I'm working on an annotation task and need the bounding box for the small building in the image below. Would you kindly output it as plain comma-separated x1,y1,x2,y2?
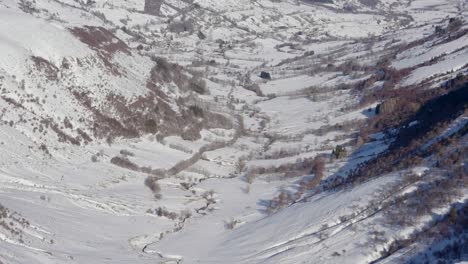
260,71,271,80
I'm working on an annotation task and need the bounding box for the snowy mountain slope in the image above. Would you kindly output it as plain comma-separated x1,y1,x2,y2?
0,9,92,78
0,0,467,263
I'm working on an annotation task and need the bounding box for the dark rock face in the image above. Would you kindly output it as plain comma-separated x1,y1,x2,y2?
144,0,163,15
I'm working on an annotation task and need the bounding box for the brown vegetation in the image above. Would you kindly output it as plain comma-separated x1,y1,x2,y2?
31,56,59,81
70,26,130,75
323,77,467,191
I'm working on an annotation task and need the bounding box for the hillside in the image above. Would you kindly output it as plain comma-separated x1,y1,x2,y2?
0,0,466,263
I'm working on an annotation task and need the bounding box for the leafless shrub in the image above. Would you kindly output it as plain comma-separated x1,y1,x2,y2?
39,144,51,156
248,156,318,179
331,145,347,160
155,207,177,220
188,77,208,94
120,149,135,157
91,150,104,162
144,0,162,15
341,83,467,189
377,177,467,261
293,156,326,197
77,128,92,143
359,0,378,7
188,105,204,118
71,90,138,140
245,172,256,184
447,17,463,32
111,156,139,171
267,191,294,214
243,83,264,97
144,119,158,134
31,56,58,80
18,0,38,13
263,147,302,160
167,19,195,34
369,230,387,244
235,158,246,174
186,165,211,178
145,176,162,199
169,143,193,154
179,209,192,222
70,26,128,75
202,190,216,205
312,156,325,179
180,182,194,190
70,26,129,57
225,218,241,229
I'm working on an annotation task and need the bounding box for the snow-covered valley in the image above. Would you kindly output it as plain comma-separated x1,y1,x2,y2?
0,0,467,263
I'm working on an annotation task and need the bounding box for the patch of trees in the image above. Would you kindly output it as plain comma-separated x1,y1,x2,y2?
331,145,347,159
436,17,464,35
359,74,465,141
70,26,129,75
265,156,326,214
247,156,318,180
167,19,195,34
71,90,139,140
358,0,379,7
391,82,468,149
145,176,162,199
110,156,139,171
302,0,334,4
144,119,158,134
144,0,162,15
323,80,467,191
148,57,208,95
70,57,229,143
378,203,467,263
18,0,38,14
377,182,467,263
0,204,29,240
31,56,59,81
355,20,467,96
70,26,130,57
244,83,264,97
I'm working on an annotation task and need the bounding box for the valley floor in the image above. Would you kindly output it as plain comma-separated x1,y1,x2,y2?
0,0,467,263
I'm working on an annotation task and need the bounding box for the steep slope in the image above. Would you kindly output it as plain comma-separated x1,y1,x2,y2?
0,0,466,263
